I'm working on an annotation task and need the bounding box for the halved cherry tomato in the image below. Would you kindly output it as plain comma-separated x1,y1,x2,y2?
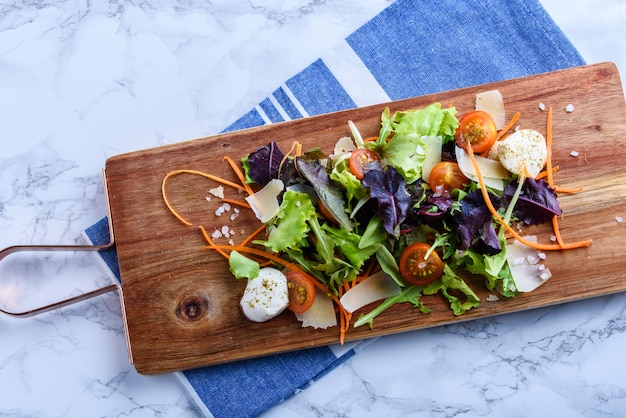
455,110,497,153
428,161,469,193
349,148,380,180
286,271,316,313
317,199,338,224
398,242,444,286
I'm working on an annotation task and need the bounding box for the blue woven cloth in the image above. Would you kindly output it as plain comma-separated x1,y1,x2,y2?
85,0,584,417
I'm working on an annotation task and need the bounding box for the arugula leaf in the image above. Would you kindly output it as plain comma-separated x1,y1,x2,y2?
423,264,480,315
452,235,517,298
359,215,387,250
353,285,430,329
329,156,367,204
296,159,354,232
375,244,405,287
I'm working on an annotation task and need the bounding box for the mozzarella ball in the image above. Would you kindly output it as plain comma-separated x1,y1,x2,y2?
498,129,547,178
240,267,289,322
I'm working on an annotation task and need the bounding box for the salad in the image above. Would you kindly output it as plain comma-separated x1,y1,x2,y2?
162,91,592,343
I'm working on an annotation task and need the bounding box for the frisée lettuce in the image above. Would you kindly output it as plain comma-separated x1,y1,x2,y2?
366,103,458,184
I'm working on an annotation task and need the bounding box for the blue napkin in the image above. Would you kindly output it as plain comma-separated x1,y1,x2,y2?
85,0,585,417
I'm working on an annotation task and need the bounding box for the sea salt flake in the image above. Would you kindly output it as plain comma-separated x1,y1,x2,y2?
214,202,232,217
616,216,624,223
570,150,580,157
486,294,500,302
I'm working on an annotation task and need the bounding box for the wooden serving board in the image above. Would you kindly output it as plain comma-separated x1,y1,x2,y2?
105,62,626,375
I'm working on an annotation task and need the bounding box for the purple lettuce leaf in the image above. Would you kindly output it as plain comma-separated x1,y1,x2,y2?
244,141,287,185
504,178,562,225
361,166,411,236
454,189,502,254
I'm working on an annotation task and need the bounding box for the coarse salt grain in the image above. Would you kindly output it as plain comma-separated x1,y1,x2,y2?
214,202,232,217
617,216,624,223
570,150,580,157
565,104,575,113
212,230,222,239
538,102,546,111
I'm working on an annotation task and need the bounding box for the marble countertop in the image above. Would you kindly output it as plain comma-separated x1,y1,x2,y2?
1,1,625,417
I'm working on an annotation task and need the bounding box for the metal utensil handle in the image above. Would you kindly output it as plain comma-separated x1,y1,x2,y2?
0,170,121,318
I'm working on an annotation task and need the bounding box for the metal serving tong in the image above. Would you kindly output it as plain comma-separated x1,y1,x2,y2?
0,175,126,319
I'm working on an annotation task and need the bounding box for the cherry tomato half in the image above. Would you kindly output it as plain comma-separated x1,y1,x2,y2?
455,110,497,153
286,271,316,313
398,242,444,286
349,148,381,180
317,199,338,224
428,161,469,193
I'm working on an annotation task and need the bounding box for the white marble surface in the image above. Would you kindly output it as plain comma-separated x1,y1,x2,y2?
0,1,625,417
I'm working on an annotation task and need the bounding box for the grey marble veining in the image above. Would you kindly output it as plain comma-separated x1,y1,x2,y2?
0,0,624,417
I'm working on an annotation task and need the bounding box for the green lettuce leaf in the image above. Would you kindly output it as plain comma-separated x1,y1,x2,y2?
228,250,260,280
423,264,480,315
368,103,458,184
263,190,316,252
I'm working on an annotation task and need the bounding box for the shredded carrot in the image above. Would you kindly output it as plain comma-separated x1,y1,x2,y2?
545,107,555,188
222,156,254,196
336,285,352,344
240,224,267,247
201,228,337,297
199,226,231,259
339,309,352,345
551,215,566,247
279,141,302,176
554,186,584,194
219,197,251,208
162,169,246,226
465,144,591,250
496,111,521,141
199,217,357,343
536,166,559,180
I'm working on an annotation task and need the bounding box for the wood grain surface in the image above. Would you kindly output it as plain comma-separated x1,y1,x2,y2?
104,63,626,375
